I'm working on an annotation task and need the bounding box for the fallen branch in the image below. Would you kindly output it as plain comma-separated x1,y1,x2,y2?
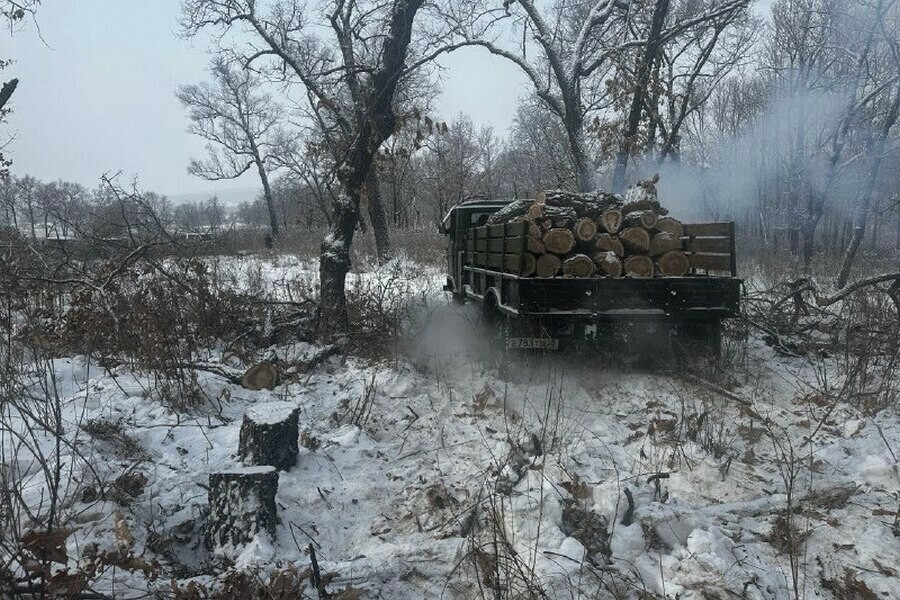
817,272,900,307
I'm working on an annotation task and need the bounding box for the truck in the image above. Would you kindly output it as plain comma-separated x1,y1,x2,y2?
441,198,742,356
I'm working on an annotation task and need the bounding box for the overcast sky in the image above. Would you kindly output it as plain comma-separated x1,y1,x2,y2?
4,1,527,200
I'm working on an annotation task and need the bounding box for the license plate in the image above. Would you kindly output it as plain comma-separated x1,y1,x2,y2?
507,337,560,350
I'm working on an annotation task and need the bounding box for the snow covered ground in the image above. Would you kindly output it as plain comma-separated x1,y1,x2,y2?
5,255,900,599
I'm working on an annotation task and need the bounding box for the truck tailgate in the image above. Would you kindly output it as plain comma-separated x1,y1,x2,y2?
515,277,741,318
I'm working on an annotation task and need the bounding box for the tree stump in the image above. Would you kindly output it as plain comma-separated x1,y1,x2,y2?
238,401,300,471
206,466,278,550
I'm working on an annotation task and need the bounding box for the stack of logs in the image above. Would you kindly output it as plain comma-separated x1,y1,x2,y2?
486,180,690,279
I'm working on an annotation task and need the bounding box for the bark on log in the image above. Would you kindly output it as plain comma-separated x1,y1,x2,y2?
542,190,623,216
623,210,659,230
599,209,623,234
595,233,625,257
574,218,598,242
543,228,577,255
206,466,278,550
238,402,300,471
649,232,682,256
522,253,537,277
657,251,690,277
527,202,545,221
562,254,596,277
624,255,655,278
620,227,651,253
655,216,684,238
541,205,579,225
486,200,529,224
527,236,546,255
535,254,561,277
592,252,623,277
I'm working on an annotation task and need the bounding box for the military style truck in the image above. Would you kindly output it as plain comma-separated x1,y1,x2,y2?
441,198,741,355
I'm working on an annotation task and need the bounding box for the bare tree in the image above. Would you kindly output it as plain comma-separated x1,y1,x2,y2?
182,0,433,334
177,58,283,240
1,0,40,177
447,0,747,192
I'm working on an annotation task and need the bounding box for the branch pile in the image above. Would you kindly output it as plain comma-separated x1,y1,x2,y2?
487,177,689,278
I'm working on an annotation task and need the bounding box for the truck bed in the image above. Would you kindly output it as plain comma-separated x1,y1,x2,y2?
461,220,741,320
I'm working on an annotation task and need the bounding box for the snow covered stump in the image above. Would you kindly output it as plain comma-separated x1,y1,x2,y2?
206,466,278,550
238,401,300,471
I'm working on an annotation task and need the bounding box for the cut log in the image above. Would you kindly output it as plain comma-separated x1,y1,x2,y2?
527,202,545,221
535,254,561,277
525,220,542,238
522,253,537,277
527,236,546,255
541,205,579,225
486,200,529,224
241,361,278,390
562,254,596,277
622,176,666,215
238,401,300,471
595,233,625,257
206,466,278,550
574,217,598,242
655,216,684,238
649,232,682,256
543,228,577,255
619,227,651,253
599,209,623,234
658,250,690,277
620,199,657,214
592,252,623,277
624,256,655,278
542,190,623,216
623,210,659,230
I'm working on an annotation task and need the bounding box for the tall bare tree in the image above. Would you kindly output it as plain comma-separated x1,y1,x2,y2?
183,0,433,333
447,0,747,192
177,58,283,240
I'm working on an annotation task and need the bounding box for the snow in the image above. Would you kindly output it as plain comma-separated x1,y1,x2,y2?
5,254,900,598
245,401,298,425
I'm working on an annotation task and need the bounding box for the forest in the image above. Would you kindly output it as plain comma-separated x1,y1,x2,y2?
2,0,900,598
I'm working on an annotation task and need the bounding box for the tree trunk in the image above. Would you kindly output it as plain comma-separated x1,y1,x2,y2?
255,155,280,241
238,402,300,471
206,466,278,550
319,197,357,336
611,0,671,193
365,166,391,264
317,0,424,338
838,82,900,288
